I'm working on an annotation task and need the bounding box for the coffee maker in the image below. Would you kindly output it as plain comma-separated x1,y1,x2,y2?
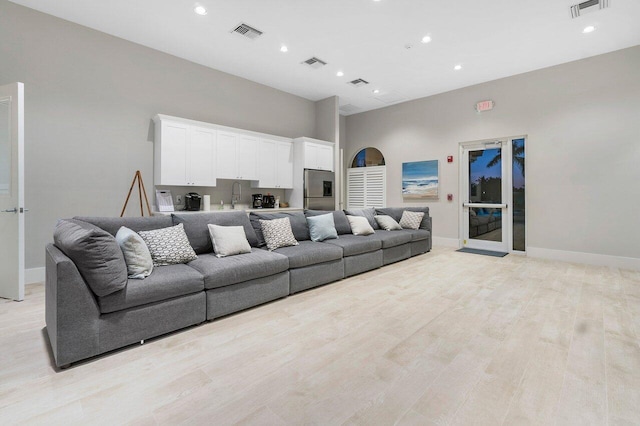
184,193,202,211
262,194,276,208
252,194,263,209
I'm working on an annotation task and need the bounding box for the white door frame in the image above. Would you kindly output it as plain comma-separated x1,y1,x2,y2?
459,137,514,253
0,82,25,301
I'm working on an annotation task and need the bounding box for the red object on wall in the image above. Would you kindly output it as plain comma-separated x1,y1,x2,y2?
447,155,453,163
447,194,453,201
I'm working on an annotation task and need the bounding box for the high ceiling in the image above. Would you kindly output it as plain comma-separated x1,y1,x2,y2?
9,0,640,115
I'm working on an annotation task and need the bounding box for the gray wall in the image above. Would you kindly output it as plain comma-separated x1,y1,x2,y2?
314,96,340,209
345,46,640,260
0,1,316,268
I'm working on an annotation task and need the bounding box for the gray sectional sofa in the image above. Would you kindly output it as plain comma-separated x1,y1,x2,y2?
45,207,431,368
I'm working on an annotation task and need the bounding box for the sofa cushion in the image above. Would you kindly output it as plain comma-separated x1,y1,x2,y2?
344,208,379,230
207,224,252,257
74,216,173,236
374,215,402,231
323,234,382,256
405,228,431,242
271,240,343,269
375,207,431,230
138,223,198,266
115,226,154,279
98,264,204,313
304,210,352,235
188,249,289,290
250,211,310,247
399,210,425,230
370,230,412,248
53,219,128,297
346,215,375,236
306,213,338,242
172,211,259,254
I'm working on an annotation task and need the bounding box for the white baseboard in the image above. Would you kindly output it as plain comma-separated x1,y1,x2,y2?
26,267,45,284
527,246,640,271
432,237,459,248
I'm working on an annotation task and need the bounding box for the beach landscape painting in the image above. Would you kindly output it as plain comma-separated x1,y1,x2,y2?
402,160,439,199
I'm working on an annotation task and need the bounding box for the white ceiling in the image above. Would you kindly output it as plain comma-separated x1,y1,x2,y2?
9,0,640,115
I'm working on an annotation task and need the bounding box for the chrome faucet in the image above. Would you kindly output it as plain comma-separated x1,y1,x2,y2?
231,181,242,209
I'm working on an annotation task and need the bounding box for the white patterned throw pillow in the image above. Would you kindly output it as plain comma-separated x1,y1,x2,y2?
399,210,425,230
259,218,299,251
138,223,197,266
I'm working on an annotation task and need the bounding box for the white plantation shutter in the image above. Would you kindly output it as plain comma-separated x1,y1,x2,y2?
347,166,386,209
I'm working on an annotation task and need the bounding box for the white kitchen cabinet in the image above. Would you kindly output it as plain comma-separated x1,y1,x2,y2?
216,132,258,180
276,141,294,188
154,119,216,186
299,139,334,172
254,139,293,189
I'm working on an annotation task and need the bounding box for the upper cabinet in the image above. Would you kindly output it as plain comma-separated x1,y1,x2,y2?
154,119,216,186
253,138,293,189
296,138,334,172
216,132,258,180
153,115,298,188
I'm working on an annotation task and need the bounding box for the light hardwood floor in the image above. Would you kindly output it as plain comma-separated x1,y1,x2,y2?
1,247,639,425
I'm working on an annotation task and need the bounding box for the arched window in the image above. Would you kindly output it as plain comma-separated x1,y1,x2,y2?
347,148,386,209
351,147,385,168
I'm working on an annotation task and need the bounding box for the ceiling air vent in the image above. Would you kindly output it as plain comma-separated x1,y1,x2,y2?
348,78,369,87
302,57,327,69
231,23,263,40
570,0,609,18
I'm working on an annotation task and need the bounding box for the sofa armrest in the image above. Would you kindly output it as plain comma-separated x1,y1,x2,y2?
46,243,100,367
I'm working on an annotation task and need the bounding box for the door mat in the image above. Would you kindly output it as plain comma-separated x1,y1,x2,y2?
456,247,508,257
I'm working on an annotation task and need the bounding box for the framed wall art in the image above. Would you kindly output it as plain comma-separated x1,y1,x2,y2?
402,160,439,199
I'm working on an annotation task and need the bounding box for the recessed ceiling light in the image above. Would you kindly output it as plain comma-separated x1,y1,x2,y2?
373,89,380,94
421,35,432,44
336,71,344,77
194,6,207,15
280,45,288,53
454,64,462,71
583,25,596,33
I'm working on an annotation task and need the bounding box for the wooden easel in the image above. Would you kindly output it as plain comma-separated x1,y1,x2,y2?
120,170,152,217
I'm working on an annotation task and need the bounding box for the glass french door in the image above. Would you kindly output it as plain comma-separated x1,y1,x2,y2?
460,137,526,253
461,140,509,252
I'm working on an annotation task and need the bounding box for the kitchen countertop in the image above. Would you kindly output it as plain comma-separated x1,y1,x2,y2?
153,207,302,216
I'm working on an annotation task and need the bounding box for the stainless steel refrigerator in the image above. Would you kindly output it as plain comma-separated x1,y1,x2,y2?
303,169,335,210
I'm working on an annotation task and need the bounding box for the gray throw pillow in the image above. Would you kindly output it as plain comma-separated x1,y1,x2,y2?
374,215,402,231
207,224,252,257
115,226,153,279
306,213,338,242
53,219,128,297
346,215,375,236
138,223,198,266
259,218,299,251
399,210,425,230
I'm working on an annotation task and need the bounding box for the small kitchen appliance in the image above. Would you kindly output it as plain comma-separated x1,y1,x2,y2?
184,192,202,211
252,194,263,209
262,194,276,208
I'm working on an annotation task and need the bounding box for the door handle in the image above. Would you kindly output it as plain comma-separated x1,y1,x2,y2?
2,208,17,213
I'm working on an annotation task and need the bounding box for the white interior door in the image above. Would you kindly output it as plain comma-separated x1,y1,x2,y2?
460,140,510,252
0,82,25,301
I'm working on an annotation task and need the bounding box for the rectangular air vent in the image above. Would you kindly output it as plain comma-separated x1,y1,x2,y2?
570,0,609,18
231,23,263,40
348,78,369,87
302,57,327,69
